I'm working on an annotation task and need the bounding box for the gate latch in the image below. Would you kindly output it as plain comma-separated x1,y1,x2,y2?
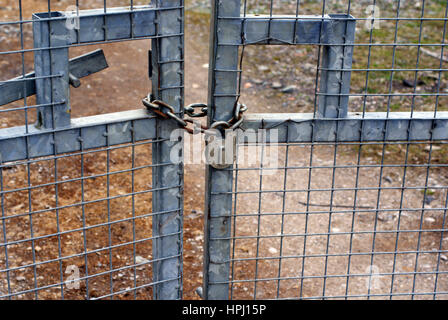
0,49,108,106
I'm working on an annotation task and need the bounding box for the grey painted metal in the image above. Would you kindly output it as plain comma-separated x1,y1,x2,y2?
30,5,159,48
0,49,108,106
203,2,448,301
0,4,184,300
150,0,184,300
217,15,354,45
31,5,158,130
317,14,356,118
215,14,356,118
64,5,158,44
0,109,156,163
241,112,448,143
203,0,241,300
0,72,36,108
204,2,356,300
33,12,71,129
1,110,446,164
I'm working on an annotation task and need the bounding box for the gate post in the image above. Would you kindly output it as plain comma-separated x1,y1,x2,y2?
33,12,71,129
203,0,241,300
151,0,184,300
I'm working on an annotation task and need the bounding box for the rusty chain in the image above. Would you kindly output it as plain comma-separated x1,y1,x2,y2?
142,94,247,134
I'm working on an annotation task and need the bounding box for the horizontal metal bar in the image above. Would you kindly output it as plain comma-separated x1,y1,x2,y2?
2,111,446,161
218,14,355,45
241,112,448,143
0,49,108,106
0,109,156,163
32,5,165,45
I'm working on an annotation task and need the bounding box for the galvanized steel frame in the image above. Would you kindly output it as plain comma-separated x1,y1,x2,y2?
203,0,448,300
0,1,184,300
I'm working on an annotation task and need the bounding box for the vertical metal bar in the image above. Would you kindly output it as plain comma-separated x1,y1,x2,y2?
318,14,356,118
322,2,353,299
0,162,12,299
301,0,327,299
203,0,241,300
79,132,90,299
151,0,184,300
346,0,377,299
431,1,448,300
32,13,71,129
386,0,403,299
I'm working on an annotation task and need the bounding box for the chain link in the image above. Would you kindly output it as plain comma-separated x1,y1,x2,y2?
142,95,247,134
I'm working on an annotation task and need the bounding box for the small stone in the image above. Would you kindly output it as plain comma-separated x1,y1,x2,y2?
268,247,278,254
271,82,282,89
195,287,203,298
281,85,298,94
425,145,442,152
257,65,269,72
252,79,263,85
403,79,426,88
202,63,209,69
441,255,448,261
35,246,42,252
192,83,199,89
383,176,393,183
244,82,253,89
332,228,341,233
135,256,149,265
425,217,436,223
378,213,396,222
425,195,436,205
303,63,315,72
16,276,26,281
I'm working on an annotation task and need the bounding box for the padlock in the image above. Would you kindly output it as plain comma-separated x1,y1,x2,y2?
204,129,237,169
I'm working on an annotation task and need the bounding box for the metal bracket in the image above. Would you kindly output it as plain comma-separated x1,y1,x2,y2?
0,49,108,107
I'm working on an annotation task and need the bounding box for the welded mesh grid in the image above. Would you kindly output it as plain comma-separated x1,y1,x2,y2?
0,0,184,129
233,0,448,115
0,0,184,300
224,140,448,300
204,0,448,300
0,138,182,300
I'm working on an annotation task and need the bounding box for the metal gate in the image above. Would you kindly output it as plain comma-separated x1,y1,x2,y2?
0,1,183,299
1,0,448,301
202,0,448,300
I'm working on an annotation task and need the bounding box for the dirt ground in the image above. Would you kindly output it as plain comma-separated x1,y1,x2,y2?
0,0,447,300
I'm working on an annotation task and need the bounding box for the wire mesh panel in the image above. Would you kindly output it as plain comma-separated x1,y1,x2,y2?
0,0,184,299
204,0,448,300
